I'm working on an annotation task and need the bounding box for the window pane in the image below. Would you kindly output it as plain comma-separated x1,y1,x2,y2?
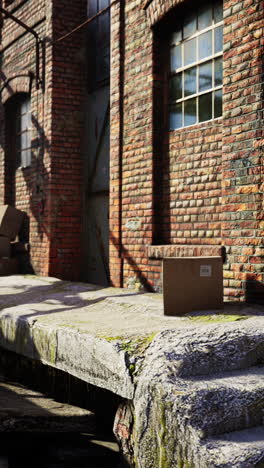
171,29,182,45
87,0,97,17
214,0,223,22
214,57,222,86
170,103,182,129
21,149,31,168
199,93,212,121
214,89,222,117
99,0,109,10
184,38,196,66
214,25,223,53
183,13,196,39
21,100,29,115
199,61,212,92
169,74,182,100
26,129,31,149
184,98,196,126
21,131,27,151
198,3,212,30
199,30,212,60
184,67,197,96
171,45,182,70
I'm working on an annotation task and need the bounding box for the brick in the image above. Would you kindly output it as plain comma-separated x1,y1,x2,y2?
0,0,262,304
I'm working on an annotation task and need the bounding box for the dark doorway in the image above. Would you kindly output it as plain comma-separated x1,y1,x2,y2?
82,0,110,286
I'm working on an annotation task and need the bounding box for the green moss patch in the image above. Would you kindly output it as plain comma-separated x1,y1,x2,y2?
187,314,250,323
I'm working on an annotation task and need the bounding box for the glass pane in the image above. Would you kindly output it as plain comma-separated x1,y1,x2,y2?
214,0,223,22
27,129,31,149
21,131,27,150
198,3,212,30
184,98,196,126
184,38,196,66
170,45,182,70
25,111,31,129
214,89,222,117
199,31,212,60
169,74,182,101
214,57,222,86
184,67,197,96
21,100,29,115
171,29,182,45
199,93,212,122
88,0,98,17
199,61,212,92
170,104,182,129
99,0,109,10
214,25,223,53
21,149,31,168
183,13,196,39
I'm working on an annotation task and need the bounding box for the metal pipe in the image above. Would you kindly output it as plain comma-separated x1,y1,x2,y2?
0,6,39,39
0,7,43,90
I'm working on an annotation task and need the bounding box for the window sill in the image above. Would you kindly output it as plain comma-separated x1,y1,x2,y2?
169,116,223,133
147,244,225,260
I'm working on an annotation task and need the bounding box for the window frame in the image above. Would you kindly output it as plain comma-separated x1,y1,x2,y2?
15,96,32,169
169,1,223,130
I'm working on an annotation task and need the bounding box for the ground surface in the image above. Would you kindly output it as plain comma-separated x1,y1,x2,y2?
0,275,263,467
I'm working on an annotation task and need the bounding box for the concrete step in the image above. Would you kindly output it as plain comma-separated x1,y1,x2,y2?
0,378,96,432
173,366,264,438
143,324,264,380
197,425,264,468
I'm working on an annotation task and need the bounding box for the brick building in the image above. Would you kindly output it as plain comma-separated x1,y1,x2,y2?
0,0,263,303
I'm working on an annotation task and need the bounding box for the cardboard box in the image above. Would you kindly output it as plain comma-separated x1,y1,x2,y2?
163,257,223,316
0,236,10,258
0,205,24,240
0,257,19,276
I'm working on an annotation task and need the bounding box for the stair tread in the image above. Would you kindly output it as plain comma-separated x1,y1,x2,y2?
200,426,264,467
170,366,264,437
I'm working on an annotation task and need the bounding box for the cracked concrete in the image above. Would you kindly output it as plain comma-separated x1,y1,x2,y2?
0,275,263,467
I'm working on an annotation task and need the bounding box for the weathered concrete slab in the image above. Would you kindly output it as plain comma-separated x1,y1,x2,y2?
0,275,264,467
1,274,254,399
0,375,95,432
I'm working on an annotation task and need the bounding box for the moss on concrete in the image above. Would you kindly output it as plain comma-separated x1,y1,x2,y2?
187,314,249,323
98,332,157,356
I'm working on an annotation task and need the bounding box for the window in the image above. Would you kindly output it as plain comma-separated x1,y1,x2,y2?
87,0,110,90
169,0,223,130
14,95,32,168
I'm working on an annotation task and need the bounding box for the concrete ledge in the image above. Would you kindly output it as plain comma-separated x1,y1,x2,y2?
147,244,225,260
0,275,264,467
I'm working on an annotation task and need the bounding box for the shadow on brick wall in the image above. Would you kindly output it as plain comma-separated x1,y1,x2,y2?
110,229,154,292
245,277,264,305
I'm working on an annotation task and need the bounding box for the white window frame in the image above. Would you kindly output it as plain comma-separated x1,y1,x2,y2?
169,2,223,130
15,96,32,168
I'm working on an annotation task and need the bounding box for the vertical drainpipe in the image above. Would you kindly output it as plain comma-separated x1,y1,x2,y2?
118,0,125,287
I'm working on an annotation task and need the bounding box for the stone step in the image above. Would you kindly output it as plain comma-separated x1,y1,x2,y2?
0,378,96,432
173,366,264,438
197,425,264,468
143,324,264,380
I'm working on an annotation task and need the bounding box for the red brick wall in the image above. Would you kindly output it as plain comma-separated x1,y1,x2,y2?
110,0,264,301
0,0,50,275
222,0,264,302
0,0,86,279
0,0,263,302
48,0,86,280
110,0,154,290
